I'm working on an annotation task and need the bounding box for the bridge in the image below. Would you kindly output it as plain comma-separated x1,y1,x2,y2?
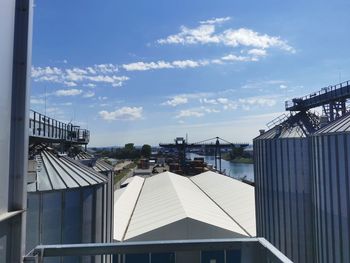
285,80,350,121
29,109,90,146
160,137,249,174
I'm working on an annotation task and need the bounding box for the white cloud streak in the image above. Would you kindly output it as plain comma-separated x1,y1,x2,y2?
199,17,231,25
162,96,188,107
122,59,209,71
83,91,95,98
99,107,143,121
32,64,128,87
157,20,295,53
55,89,83,96
176,110,204,118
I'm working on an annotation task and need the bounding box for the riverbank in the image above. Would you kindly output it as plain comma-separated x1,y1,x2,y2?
187,153,254,182
221,154,254,164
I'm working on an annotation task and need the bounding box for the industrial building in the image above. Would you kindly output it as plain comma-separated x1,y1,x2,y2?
255,81,350,263
114,171,256,242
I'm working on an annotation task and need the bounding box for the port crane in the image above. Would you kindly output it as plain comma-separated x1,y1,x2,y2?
159,137,248,174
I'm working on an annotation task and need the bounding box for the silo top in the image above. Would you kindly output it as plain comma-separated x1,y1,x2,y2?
93,159,114,173
27,148,108,192
73,150,113,172
73,151,94,160
255,124,307,140
314,113,350,135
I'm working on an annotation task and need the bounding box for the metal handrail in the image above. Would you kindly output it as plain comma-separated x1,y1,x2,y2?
24,238,293,263
285,80,350,109
29,109,90,144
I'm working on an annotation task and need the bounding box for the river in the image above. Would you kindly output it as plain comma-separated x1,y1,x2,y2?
187,153,255,182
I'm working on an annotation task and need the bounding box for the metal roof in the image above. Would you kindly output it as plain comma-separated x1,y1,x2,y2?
73,151,114,172
315,112,350,135
190,171,256,236
92,159,114,173
114,176,145,241
114,171,255,241
73,151,94,160
255,124,307,140
27,148,107,192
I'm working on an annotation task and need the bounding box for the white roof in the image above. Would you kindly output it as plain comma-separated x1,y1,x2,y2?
190,171,256,236
114,171,256,241
113,176,144,241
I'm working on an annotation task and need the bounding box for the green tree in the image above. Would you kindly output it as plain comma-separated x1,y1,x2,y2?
124,143,135,152
141,144,152,158
230,146,244,159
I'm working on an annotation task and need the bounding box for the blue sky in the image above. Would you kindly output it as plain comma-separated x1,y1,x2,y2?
30,0,350,146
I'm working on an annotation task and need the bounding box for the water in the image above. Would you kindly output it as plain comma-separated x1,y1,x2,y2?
187,153,254,182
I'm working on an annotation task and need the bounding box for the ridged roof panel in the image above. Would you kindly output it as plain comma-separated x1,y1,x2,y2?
315,113,350,134
27,149,107,192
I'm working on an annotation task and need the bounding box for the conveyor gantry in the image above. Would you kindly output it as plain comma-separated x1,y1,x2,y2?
29,109,90,145
285,80,350,121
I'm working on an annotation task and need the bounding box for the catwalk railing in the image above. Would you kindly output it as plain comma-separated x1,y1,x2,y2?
285,80,350,111
29,109,90,144
24,238,292,263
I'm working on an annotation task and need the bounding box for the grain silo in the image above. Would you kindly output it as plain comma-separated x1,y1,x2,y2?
26,145,112,263
73,150,115,250
254,116,314,263
311,113,350,263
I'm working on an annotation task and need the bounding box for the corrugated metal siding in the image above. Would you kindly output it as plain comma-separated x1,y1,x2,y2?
26,148,113,263
311,133,350,263
254,135,313,263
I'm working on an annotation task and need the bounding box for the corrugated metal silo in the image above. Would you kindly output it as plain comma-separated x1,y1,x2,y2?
254,121,313,263
73,151,115,249
311,114,350,263
26,146,112,263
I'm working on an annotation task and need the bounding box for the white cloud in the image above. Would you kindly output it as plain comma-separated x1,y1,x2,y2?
221,28,294,52
32,64,128,87
176,110,204,118
157,21,295,53
280,84,288,89
31,66,62,78
200,98,218,105
247,48,267,57
30,98,45,105
63,81,77,87
162,96,188,107
172,59,207,68
122,61,173,71
221,54,252,62
238,96,277,108
55,89,83,96
84,83,96,88
199,17,231,25
158,24,220,45
83,91,95,98
217,98,229,104
99,107,143,121
122,59,208,71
